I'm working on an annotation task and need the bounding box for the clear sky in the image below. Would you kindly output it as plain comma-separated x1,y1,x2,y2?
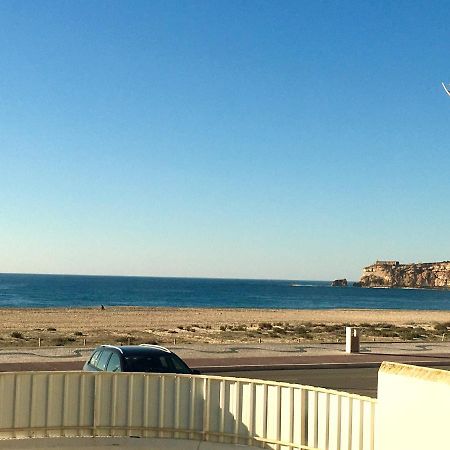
0,0,449,280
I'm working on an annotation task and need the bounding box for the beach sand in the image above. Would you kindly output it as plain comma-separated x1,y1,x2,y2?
2,307,450,347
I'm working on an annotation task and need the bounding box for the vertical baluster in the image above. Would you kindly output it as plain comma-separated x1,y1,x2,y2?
233,380,241,444
174,376,180,439
13,374,18,440
82,373,88,437
247,382,255,447
203,377,211,441
324,393,330,450
62,374,69,437
347,397,353,450
288,387,294,450
276,385,282,450
189,376,196,440
369,401,375,450
77,375,83,437
93,375,100,437
219,379,226,443
358,400,364,450
28,373,35,438
313,390,319,449
158,376,165,438
111,375,117,436
262,384,268,446
336,395,342,450
143,376,149,438
44,374,51,438
127,374,134,437
299,388,307,449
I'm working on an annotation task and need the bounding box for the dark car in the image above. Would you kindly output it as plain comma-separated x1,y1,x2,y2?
83,344,199,374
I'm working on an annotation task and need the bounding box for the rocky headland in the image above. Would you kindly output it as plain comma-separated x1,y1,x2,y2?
359,260,450,288
331,279,347,287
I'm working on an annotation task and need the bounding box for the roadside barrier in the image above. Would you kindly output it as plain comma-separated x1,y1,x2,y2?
0,371,376,450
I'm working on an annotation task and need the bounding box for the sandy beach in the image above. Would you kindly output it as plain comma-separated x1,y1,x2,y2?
1,307,450,347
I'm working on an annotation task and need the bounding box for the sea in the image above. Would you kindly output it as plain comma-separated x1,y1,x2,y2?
1,273,450,310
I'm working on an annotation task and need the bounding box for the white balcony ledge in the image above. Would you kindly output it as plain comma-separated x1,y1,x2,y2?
0,437,265,450
0,371,375,450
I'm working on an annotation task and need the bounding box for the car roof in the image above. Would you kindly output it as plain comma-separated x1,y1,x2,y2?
99,344,172,357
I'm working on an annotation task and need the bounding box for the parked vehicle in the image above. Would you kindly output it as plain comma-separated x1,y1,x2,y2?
83,344,199,374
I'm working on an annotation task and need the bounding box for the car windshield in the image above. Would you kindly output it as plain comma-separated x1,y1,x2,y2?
123,353,192,374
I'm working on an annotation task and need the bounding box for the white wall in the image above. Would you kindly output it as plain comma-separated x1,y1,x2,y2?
376,362,450,450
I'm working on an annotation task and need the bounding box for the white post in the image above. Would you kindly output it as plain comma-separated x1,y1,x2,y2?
345,327,360,353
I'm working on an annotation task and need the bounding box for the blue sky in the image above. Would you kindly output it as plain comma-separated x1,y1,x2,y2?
0,0,449,280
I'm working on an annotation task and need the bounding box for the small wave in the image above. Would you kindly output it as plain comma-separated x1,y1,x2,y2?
0,284,16,290
400,287,423,290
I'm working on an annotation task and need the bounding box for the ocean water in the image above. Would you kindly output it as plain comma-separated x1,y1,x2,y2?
1,273,450,310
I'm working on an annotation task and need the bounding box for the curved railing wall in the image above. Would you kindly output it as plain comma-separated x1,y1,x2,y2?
0,371,376,450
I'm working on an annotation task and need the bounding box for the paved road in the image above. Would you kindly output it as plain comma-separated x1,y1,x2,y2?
1,353,450,374
1,342,450,399
212,365,450,398
211,367,380,397
0,358,449,398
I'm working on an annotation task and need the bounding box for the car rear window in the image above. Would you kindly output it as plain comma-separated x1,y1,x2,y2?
124,354,191,374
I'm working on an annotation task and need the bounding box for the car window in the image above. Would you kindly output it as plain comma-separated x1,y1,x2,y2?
170,354,192,373
89,349,102,367
97,349,112,371
106,352,121,372
124,354,191,374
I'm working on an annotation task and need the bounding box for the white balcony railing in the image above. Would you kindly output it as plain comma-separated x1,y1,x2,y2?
0,371,376,450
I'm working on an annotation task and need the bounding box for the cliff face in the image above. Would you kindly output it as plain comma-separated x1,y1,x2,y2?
360,260,450,288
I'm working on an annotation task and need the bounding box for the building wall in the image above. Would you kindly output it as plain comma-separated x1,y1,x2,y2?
376,362,450,450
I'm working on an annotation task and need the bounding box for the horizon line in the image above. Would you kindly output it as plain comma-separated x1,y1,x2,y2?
0,271,341,283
